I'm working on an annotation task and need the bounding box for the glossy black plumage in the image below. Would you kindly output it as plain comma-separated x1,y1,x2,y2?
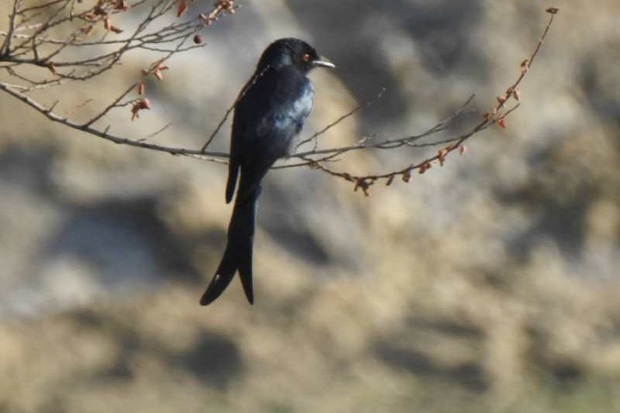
200,38,334,306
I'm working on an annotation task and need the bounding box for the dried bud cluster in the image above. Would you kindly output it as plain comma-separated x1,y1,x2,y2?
127,0,237,119
81,0,127,34
131,98,151,120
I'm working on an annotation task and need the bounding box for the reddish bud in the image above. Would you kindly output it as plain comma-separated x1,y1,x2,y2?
217,0,236,13
521,59,530,73
193,34,203,44
356,180,371,196
438,148,448,166
177,0,188,17
131,98,152,120
79,25,94,35
46,61,56,75
354,178,371,196
152,64,169,81
498,118,507,128
418,162,432,174
115,0,129,11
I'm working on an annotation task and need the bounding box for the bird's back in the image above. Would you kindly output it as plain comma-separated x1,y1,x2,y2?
233,66,313,163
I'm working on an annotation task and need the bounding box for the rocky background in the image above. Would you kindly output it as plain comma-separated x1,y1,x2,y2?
0,0,619,412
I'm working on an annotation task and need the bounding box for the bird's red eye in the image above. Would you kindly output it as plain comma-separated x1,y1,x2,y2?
302,53,311,62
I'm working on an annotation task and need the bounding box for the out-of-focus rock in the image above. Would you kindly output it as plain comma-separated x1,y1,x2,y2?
0,0,619,411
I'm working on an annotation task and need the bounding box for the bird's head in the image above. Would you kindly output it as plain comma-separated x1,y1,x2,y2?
256,38,335,74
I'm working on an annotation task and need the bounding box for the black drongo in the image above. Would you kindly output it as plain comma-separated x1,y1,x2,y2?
200,38,335,306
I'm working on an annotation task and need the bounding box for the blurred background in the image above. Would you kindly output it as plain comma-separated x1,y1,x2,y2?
0,0,619,412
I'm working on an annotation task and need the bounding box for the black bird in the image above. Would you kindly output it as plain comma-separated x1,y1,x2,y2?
200,38,335,306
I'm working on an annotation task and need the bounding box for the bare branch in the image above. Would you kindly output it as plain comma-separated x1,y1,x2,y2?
296,9,559,196
83,83,138,127
201,64,272,152
0,2,558,197
0,81,226,158
293,94,476,159
0,0,21,56
295,88,387,152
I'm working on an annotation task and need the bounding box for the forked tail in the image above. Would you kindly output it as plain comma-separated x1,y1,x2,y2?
200,185,260,306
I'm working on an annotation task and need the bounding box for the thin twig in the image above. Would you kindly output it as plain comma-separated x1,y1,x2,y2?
138,122,173,142
0,82,227,158
83,83,138,127
1,0,21,56
201,64,270,152
296,88,386,151
0,2,557,190
300,8,558,196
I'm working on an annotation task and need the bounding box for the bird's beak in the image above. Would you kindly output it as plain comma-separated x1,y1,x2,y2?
313,56,335,69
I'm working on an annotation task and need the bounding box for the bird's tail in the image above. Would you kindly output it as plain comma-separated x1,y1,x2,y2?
200,184,260,306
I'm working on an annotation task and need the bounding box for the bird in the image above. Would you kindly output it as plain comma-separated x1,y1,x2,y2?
200,38,335,306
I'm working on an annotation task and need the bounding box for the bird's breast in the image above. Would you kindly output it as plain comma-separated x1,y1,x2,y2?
276,83,314,133
235,69,315,160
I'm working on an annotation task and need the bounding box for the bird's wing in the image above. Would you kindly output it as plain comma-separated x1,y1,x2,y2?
226,126,241,204
231,68,313,201
226,71,266,204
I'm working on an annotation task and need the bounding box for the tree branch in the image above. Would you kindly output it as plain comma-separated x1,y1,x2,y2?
0,2,559,196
